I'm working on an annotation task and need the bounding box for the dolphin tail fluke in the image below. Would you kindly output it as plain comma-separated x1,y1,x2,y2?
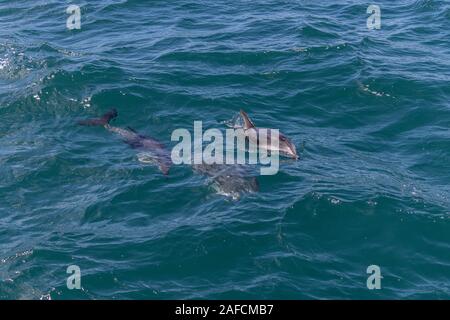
240,109,255,129
78,109,118,126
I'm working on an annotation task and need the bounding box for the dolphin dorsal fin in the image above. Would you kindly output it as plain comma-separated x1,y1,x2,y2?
240,110,255,129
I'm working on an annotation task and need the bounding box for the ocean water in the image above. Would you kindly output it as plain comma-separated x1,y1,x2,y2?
1,0,450,300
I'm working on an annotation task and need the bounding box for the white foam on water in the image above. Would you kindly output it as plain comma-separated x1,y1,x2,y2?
0,57,8,70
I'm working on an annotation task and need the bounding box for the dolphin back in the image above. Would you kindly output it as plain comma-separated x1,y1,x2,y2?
78,109,118,126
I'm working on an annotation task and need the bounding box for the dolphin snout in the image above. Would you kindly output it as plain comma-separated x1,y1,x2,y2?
287,147,299,159
281,138,298,159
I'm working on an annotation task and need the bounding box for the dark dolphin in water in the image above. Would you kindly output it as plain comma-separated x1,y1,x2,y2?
78,109,172,175
192,163,259,200
238,110,298,159
78,109,259,199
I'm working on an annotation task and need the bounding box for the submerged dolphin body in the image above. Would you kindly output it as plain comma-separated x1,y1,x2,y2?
192,163,259,200
78,109,172,175
238,110,298,159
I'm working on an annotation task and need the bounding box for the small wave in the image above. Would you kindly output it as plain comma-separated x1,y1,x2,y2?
357,81,393,98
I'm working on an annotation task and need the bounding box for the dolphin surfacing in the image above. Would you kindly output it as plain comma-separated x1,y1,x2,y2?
239,110,298,159
193,163,259,200
78,109,172,175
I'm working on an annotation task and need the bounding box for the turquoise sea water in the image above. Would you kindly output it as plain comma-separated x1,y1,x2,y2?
1,0,450,299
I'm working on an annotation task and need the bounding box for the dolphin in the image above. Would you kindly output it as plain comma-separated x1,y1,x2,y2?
78,109,172,175
192,163,259,200
238,110,298,159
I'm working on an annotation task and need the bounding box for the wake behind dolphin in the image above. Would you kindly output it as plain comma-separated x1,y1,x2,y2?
78,109,172,175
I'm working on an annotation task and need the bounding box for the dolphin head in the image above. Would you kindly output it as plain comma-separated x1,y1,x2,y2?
278,132,298,159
